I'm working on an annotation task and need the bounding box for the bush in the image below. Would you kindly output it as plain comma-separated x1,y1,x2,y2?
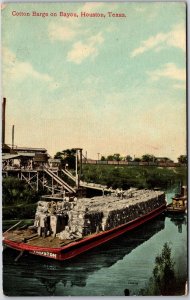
82,165,186,190
139,243,180,295
2,177,40,207
3,203,37,220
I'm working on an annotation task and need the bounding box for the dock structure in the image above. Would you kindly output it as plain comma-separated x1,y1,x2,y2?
2,165,77,195
2,149,113,196
2,165,114,195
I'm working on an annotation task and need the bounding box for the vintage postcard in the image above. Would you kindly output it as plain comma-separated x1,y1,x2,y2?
2,2,187,296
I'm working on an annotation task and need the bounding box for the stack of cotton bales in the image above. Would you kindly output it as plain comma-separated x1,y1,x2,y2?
67,190,165,237
33,189,165,240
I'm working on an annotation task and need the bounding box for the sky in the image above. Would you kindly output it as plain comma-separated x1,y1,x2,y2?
2,2,186,161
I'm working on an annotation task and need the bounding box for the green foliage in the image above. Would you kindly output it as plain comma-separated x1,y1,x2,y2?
2,177,39,207
106,155,114,161
113,153,122,161
54,151,64,160
139,243,177,295
125,155,133,162
82,165,186,189
133,157,141,162
54,149,76,169
142,154,157,162
100,156,106,161
153,243,176,295
177,155,187,164
105,153,123,161
3,203,37,220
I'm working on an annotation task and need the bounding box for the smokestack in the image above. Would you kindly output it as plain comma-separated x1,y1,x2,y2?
2,97,6,145
12,125,14,149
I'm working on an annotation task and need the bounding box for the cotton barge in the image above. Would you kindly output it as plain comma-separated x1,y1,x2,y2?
3,188,166,261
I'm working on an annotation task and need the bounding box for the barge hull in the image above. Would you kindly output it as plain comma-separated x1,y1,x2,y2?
3,204,166,261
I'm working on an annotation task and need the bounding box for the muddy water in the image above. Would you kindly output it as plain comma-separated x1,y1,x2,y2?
3,192,188,296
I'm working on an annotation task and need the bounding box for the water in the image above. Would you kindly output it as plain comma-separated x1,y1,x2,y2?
3,191,188,296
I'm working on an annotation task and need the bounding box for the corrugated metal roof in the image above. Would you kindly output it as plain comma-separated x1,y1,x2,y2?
2,153,35,160
14,147,47,152
2,154,20,160
17,152,35,157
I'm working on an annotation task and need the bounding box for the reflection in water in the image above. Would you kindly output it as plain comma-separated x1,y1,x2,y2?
169,214,187,233
3,215,166,296
39,278,59,295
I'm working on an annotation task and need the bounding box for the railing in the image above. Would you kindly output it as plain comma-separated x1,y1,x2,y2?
82,160,186,167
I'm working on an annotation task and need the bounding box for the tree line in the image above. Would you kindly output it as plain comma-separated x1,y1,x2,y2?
54,149,187,169
100,154,187,164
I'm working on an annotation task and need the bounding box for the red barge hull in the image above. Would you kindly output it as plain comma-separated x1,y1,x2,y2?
3,204,166,261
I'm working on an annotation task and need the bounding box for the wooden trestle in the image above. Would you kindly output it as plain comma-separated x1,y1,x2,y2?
2,167,112,195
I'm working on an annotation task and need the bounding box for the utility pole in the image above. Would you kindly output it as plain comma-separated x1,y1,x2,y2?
74,148,83,189
12,125,14,149
75,150,78,188
2,97,6,145
79,149,82,180
97,153,100,160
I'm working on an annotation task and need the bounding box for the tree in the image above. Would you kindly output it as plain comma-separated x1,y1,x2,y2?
152,243,176,295
134,157,141,162
125,155,133,162
54,149,76,169
106,153,122,161
177,155,187,164
142,154,157,162
113,153,122,161
158,157,173,163
100,156,106,161
2,177,39,206
107,155,114,161
140,243,176,295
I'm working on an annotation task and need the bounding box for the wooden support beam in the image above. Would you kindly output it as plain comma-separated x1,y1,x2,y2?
36,171,39,191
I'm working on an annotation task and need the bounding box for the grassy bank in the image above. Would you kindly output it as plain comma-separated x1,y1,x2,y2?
81,165,187,190
3,219,34,232
2,166,186,220
2,177,41,220
3,203,37,220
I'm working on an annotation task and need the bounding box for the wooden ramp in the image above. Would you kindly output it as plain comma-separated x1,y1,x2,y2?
44,167,76,194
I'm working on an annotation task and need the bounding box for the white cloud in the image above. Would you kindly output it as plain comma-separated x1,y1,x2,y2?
168,23,186,50
147,63,186,81
48,3,107,43
67,32,104,64
3,47,59,88
67,42,97,64
49,23,77,42
131,23,186,57
48,16,84,44
89,32,104,44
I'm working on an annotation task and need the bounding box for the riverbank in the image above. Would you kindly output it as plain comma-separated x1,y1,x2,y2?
3,219,34,232
82,165,187,189
3,203,37,220
2,166,186,220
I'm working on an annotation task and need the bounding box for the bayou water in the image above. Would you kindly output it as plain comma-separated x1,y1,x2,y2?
3,191,188,296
